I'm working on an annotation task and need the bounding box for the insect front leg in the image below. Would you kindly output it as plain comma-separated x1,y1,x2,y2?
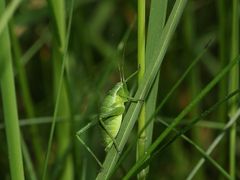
121,95,144,103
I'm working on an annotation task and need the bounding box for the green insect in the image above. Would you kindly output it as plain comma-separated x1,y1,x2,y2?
76,68,141,167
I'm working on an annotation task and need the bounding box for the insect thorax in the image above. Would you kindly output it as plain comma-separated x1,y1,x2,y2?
109,82,129,102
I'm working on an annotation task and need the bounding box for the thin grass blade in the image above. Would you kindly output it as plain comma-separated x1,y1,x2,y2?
123,56,240,179
0,0,22,36
187,107,240,179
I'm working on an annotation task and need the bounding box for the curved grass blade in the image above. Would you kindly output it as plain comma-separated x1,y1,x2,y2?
96,1,188,179
152,90,240,180
158,117,226,130
187,107,240,180
22,136,37,180
139,39,213,137
124,89,240,179
155,91,240,156
156,119,230,180
0,0,22,36
123,55,240,179
42,0,74,179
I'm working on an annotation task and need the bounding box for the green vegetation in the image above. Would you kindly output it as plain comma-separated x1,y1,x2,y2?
0,0,239,179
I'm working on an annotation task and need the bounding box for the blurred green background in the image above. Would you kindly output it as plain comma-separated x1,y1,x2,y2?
0,0,239,179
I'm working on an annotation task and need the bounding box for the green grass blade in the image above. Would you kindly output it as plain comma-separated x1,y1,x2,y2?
0,1,24,179
10,23,44,173
21,31,49,66
139,40,212,137
157,119,231,180
152,90,240,179
217,0,228,125
158,118,226,130
136,0,146,179
125,89,240,179
47,0,66,50
187,107,240,179
123,55,240,179
229,0,239,179
216,0,228,171
42,0,74,179
148,56,240,157
0,0,22,36
137,0,167,178
183,2,204,178
22,136,37,180
96,1,187,179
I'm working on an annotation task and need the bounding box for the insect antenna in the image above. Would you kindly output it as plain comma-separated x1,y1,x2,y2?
118,64,123,82
124,68,139,83
120,43,126,83
120,40,139,84
121,62,125,83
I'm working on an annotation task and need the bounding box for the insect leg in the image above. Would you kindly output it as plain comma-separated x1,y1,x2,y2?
99,118,121,153
124,68,140,82
100,107,125,119
76,119,103,168
120,95,144,102
76,118,98,135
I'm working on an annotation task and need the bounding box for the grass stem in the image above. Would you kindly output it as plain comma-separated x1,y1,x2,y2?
137,0,146,179
229,0,239,179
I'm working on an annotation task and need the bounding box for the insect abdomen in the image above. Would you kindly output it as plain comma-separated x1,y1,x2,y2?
103,114,122,151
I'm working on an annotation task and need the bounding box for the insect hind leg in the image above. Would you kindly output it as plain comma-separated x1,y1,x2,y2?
76,120,103,168
99,118,121,153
